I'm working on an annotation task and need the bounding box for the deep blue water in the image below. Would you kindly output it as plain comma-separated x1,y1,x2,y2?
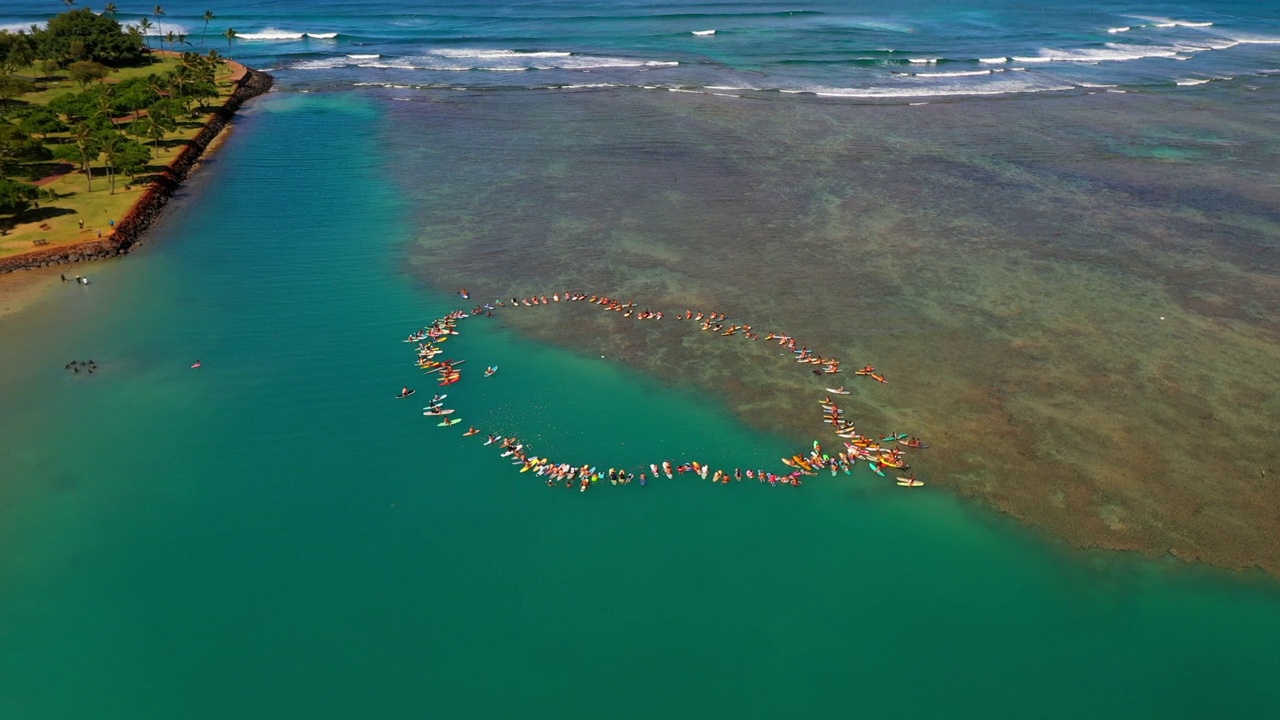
4,0,1279,98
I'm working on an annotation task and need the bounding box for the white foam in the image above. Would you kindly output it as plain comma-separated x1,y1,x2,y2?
1015,44,1185,63
348,54,380,60
804,77,1076,99
979,57,1008,64
691,30,715,36
308,32,338,39
136,22,193,36
907,58,939,64
431,49,572,59
1175,78,1211,85
1107,27,1131,34
1133,16,1215,29
1232,34,1280,45
914,70,993,78
292,58,347,70
238,28,306,40
0,21,43,32
1178,39,1240,51
355,50,679,72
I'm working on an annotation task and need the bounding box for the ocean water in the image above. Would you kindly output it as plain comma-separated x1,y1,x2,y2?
4,0,1280,98
1,82,1277,720
3,1,1280,717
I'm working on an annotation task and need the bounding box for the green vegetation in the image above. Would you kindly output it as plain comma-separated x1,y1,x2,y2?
22,9,147,67
0,8,240,256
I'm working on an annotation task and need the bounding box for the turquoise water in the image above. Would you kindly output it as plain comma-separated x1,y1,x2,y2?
2,89,1280,717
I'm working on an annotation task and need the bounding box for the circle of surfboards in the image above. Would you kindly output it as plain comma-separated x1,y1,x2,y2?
399,291,927,491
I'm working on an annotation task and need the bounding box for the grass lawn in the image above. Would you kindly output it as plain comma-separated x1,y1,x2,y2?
20,56,185,107
1,55,240,260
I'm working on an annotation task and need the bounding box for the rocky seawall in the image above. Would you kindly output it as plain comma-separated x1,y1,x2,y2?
0,66,274,275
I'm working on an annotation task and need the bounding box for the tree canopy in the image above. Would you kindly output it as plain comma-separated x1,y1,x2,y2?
0,176,40,215
31,9,147,67
0,31,37,75
67,59,110,89
0,123,52,177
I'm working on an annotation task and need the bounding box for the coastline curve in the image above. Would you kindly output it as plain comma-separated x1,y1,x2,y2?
0,65,275,275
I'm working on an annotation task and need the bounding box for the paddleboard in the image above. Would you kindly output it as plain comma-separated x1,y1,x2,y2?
896,477,925,487
396,390,416,399
424,408,455,416
437,418,461,426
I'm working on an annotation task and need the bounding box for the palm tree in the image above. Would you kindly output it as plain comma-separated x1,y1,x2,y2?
223,28,236,48
153,7,167,53
138,17,154,57
102,3,118,16
94,86,118,128
127,114,158,152
165,30,177,53
201,10,216,49
97,130,126,195
68,122,98,192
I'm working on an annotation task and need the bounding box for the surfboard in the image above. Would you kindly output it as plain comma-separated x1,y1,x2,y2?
437,418,461,427
396,389,416,399
423,408,455,416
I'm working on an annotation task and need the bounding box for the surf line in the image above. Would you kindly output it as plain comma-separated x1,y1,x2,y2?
403,291,928,491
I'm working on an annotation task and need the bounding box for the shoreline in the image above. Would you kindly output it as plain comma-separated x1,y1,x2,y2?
0,62,274,280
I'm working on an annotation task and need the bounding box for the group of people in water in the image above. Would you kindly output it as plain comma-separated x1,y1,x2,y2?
398,289,928,490
64,359,98,375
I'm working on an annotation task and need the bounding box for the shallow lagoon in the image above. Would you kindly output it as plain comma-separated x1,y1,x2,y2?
390,84,1280,571
1,91,1279,717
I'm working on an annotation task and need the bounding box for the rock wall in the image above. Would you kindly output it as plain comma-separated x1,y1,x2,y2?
0,66,274,274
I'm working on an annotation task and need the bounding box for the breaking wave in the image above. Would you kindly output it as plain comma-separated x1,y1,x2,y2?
238,28,339,40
